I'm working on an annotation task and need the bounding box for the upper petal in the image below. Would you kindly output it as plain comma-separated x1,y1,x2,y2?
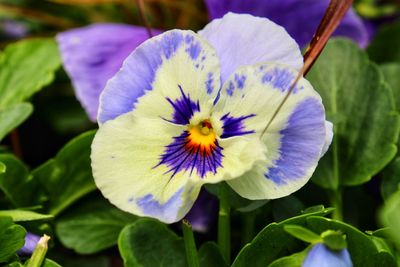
98,30,221,124
56,24,160,121
198,13,303,85
204,0,369,48
212,63,327,199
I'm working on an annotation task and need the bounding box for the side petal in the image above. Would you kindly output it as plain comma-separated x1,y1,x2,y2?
204,0,369,48
212,63,327,199
98,30,221,124
56,24,160,121
198,13,303,84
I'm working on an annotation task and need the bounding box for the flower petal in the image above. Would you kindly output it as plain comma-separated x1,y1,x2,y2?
204,0,369,48
198,13,303,84
57,24,160,121
212,63,327,199
302,244,353,267
98,30,221,124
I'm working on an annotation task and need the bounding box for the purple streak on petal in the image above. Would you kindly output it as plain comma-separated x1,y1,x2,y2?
136,189,183,223
164,85,200,125
266,98,325,185
204,0,369,48
156,130,223,179
302,244,353,267
17,232,40,255
220,113,255,138
56,24,162,121
184,189,218,233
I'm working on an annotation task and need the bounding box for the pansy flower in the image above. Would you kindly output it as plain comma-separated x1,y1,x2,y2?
91,13,332,223
204,0,369,48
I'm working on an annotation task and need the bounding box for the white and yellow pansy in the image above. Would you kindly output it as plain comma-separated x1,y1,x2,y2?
91,13,332,223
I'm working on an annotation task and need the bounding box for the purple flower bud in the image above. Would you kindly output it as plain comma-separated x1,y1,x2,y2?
184,190,218,233
302,243,353,267
18,232,41,255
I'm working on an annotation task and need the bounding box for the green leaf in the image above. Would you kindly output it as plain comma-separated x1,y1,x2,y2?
0,161,5,174
380,64,400,110
0,38,60,107
0,216,26,263
231,207,333,267
272,196,304,222
0,210,53,222
56,197,137,254
320,230,347,251
0,154,41,207
0,102,32,141
42,259,63,267
381,157,400,200
198,242,228,267
307,39,400,188
368,20,400,63
0,38,60,140
118,218,187,267
32,131,97,215
283,225,321,243
380,189,400,246
268,247,311,267
306,216,397,267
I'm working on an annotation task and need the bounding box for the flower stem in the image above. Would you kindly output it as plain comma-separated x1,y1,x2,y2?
242,211,256,246
182,220,199,267
218,184,231,263
329,188,343,221
26,234,50,267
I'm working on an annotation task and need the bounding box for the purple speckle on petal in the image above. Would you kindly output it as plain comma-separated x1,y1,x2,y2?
206,72,214,94
186,42,201,60
164,85,200,125
234,73,246,89
262,67,294,92
161,31,184,59
226,81,235,96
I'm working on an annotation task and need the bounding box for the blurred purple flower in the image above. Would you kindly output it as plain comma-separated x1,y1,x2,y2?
0,19,28,40
302,243,353,267
57,24,161,121
184,189,218,233
204,0,369,48
18,232,40,255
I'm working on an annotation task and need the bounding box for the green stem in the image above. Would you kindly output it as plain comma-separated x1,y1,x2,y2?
242,211,256,246
182,220,199,267
218,184,231,263
26,235,50,267
329,188,343,221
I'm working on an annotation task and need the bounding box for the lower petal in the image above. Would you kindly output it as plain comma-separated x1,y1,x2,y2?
91,112,202,223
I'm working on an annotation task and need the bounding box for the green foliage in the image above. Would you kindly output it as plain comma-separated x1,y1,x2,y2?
198,242,228,267
380,190,400,246
283,225,321,243
0,153,39,207
231,207,333,267
368,20,400,63
118,218,187,267
268,247,310,267
0,217,26,263
56,198,137,254
0,210,53,222
307,39,400,188
0,38,61,141
232,207,396,267
32,131,97,215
